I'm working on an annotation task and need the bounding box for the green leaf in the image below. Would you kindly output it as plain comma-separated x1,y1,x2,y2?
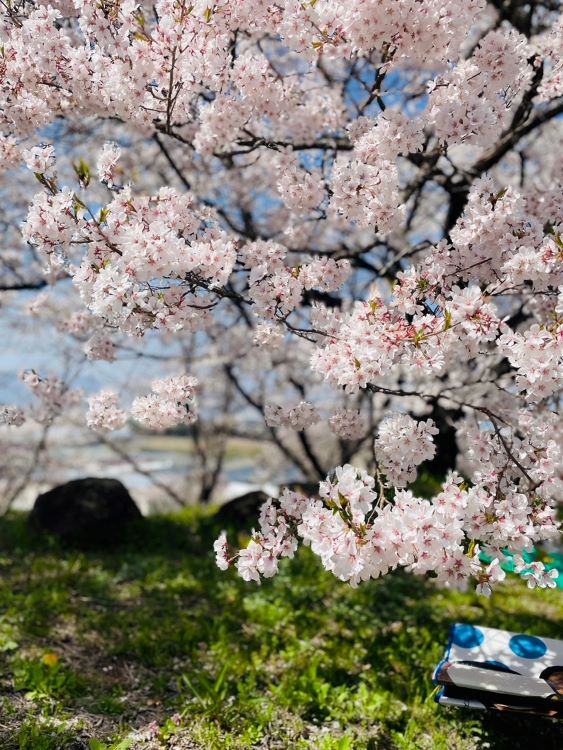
73,158,91,187
413,328,426,346
88,740,108,750
489,186,508,207
73,194,86,214
34,172,58,194
0,639,19,652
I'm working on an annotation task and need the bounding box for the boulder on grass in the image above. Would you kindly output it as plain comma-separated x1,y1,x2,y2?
214,490,269,528
214,482,319,528
283,481,319,498
29,477,142,546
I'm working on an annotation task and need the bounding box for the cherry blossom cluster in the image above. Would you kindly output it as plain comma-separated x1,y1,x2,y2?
264,402,368,441
517,559,559,590
273,152,325,213
85,374,199,432
21,148,352,337
0,405,25,427
23,180,236,334
84,332,116,363
20,369,82,426
22,144,56,174
86,390,127,432
497,323,562,402
0,134,21,170
446,177,561,289
426,28,532,147
130,374,198,432
252,323,285,351
330,110,425,231
532,14,563,101
0,0,486,150
309,290,468,391
245,246,350,320
214,488,305,581
216,462,558,595
1,0,561,599
1,369,81,429
264,401,320,431
96,142,122,188
328,408,367,441
374,415,438,487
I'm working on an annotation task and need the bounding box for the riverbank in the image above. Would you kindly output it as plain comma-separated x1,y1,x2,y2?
4,434,279,516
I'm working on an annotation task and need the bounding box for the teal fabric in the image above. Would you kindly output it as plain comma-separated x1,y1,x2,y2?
480,548,563,589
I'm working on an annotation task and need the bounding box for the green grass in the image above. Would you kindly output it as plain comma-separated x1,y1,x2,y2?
0,508,561,749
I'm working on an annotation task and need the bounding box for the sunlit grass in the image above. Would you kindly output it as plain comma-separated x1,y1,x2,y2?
0,509,561,749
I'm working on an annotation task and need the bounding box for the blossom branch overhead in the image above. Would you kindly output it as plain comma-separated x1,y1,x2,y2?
0,0,561,595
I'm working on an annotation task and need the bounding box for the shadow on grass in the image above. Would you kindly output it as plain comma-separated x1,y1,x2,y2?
0,511,561,749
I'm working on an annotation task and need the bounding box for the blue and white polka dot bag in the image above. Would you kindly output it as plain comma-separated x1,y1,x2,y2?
434,624,563,715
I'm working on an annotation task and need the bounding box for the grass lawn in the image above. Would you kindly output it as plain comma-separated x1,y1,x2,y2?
0,508,561,750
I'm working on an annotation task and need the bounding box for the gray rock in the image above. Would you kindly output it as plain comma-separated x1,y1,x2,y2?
214,490,269,527
29,477,142,546
283,481,319,497
214,482,319,527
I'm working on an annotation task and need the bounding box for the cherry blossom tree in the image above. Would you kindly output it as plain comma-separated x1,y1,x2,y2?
0,0,562,594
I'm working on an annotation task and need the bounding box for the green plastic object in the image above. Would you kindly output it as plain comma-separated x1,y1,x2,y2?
480,548,563,589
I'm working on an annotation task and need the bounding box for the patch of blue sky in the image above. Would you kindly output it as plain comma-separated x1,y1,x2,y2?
0,308,180,405
345,63,431,118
